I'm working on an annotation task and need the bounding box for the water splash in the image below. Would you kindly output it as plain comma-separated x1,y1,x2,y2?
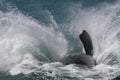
0,10,68,72
63,1,120,64
0,0,120,80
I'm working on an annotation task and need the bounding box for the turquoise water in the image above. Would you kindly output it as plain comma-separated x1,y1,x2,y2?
0,0,120,80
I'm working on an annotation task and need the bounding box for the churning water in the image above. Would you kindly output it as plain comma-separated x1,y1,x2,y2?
0,0,120,80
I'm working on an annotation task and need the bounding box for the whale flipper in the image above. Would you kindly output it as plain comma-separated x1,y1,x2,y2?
60,30,96,67
79,30,93,56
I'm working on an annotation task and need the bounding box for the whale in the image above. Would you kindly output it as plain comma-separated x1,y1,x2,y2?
60,30,96,67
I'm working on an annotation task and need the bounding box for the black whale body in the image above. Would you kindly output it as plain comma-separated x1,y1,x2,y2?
61,54,96,67
60,30,96,66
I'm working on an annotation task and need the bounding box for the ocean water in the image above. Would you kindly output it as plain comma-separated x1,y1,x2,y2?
0,0,120,80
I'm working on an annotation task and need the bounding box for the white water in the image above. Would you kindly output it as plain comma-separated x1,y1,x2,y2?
0,1,120,80
0,10,68,72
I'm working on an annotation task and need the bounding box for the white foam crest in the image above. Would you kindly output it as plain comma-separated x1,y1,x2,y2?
32,62,119,80
0,10,68,72
9,54,39,75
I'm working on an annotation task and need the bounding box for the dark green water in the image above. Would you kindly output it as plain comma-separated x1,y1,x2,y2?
4,0,116,24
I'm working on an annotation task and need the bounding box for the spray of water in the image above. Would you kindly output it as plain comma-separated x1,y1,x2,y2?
0,1,120,79
0,10,68,72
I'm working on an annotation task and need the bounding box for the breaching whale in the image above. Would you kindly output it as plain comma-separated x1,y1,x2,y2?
60,30,96,67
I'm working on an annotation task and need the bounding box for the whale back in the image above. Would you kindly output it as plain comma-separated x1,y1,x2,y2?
61,54,95,66
79,30,93,56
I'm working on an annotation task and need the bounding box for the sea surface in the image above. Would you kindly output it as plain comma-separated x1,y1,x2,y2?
0,0,120,80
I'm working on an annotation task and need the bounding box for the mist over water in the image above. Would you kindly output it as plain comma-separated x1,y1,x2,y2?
0,0,120,80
